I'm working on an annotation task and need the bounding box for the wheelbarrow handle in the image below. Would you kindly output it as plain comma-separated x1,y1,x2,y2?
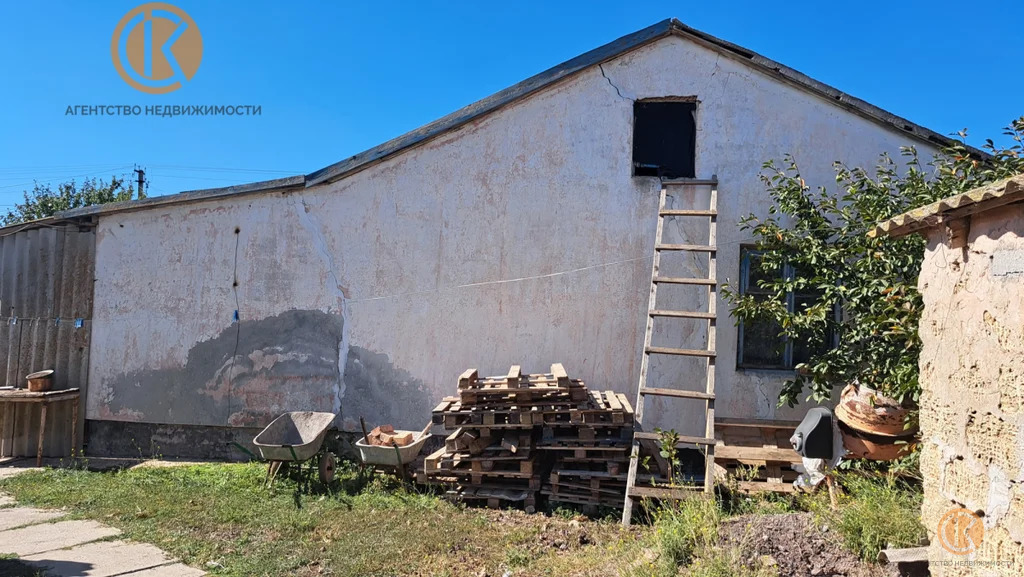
229,442,259,461
283,445,299,462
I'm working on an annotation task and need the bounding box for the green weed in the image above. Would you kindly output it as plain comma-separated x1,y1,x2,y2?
803,472,925,561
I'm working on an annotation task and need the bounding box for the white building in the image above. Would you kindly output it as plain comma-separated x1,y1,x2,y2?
5,19,956,458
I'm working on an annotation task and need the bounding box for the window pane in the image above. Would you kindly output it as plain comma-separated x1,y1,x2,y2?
791,295,834,366
741,318,786,368
745,252,781,294
739,247,787,368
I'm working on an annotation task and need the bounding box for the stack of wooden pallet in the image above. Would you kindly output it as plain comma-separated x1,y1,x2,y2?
538,390,637,510
420,364,634,512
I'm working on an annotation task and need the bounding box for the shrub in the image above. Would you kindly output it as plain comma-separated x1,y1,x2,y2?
723,117,1024,407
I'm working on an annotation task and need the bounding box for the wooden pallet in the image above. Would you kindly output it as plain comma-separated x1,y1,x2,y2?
541,425,633,441
543,477,627,508
433,391,633,428
713,418,802,494
458,365,589,404
444,485,538,512
428,452,537,476
444,429,533,455
425,364,639,512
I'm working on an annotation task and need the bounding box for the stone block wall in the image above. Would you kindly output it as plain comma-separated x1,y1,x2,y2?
917,202,1024,576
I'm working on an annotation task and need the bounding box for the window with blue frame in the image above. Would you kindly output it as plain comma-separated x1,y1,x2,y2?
737,246,835,370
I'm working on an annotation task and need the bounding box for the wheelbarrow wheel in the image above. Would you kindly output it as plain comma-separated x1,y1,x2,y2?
318,451,337,484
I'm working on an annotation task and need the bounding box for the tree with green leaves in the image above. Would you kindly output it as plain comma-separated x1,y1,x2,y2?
2,176,145,226
723,117,1024,408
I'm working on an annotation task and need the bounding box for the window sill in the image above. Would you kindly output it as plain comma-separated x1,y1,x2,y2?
735,366,798,376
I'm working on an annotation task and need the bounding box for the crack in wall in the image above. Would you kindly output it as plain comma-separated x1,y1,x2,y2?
598,63,633,102
291,195,351,421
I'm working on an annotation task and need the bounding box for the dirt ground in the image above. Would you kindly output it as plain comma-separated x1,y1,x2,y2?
721,513,895,577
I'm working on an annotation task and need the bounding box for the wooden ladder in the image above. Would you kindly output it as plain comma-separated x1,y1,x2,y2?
622,176,718,526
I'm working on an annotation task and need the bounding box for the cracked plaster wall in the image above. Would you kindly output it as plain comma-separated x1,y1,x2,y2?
917,205,1024,575
87,35,939,443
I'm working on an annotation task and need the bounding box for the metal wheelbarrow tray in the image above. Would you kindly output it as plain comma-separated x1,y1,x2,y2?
355,430,431,467
253,411,338,485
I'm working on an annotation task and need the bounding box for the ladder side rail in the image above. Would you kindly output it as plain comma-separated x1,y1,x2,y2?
621,185,668,526
703,178,718,494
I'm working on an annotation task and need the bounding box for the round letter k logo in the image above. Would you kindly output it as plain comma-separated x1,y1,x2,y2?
112,3,203,94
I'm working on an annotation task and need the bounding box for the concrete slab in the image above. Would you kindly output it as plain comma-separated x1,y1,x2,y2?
0,494,15,506
131,562,206,576
23,540,183,576
0,507,64,530
0,464,33,479
0,519,120,556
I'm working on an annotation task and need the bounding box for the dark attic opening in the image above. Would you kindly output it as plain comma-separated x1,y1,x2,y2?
632,101,697,178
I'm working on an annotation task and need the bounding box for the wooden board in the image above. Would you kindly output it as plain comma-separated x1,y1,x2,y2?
713,418,801,494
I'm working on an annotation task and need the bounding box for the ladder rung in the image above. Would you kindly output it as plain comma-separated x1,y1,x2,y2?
655,244,716,252
659,209,717,217
661,178,719,186
634,431,716,446
653,277,716,285
640,388,714,400
645,346,716,358
628,485,704,500
650,310,715,319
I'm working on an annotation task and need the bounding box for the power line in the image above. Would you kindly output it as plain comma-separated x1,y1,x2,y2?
147,173,274,183
146,164,302,174
0,166,135,191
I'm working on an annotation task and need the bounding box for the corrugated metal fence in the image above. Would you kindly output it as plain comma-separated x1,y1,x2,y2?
0,223,94,458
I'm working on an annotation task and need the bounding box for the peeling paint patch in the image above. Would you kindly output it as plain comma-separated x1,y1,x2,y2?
99,309,344,428
340,346,433,431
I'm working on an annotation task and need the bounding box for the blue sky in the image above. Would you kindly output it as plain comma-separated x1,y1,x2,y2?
0,1,1020,207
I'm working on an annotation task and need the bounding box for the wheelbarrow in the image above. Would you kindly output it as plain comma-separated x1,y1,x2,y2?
252,411,338,487
354,418,432,482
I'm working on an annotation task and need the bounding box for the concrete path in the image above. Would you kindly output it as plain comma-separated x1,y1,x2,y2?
0,463,205,577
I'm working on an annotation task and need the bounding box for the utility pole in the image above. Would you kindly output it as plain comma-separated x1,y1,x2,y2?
133,166,146,196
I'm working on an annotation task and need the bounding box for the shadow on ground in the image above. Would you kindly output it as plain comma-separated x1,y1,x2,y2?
0,558,93,577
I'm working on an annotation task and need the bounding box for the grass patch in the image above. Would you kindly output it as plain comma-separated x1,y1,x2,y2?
0,462,638,576
630,496,778,577
803,473,926,561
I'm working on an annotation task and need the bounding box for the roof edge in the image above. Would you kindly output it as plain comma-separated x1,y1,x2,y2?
48,18,988,218
663,19,984,159
305,17,983,189
304,19,676,187
0,215,91,237
57,175,307,219
869,174,1024,238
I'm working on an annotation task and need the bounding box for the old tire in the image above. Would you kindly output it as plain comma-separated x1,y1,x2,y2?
318,452,337,484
